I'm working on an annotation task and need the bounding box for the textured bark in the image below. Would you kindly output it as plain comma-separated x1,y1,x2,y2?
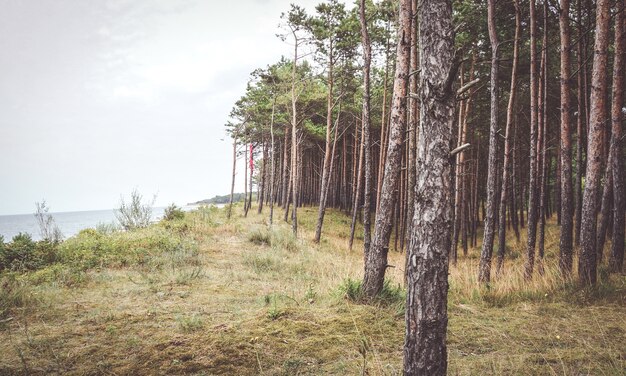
574,0,585,247
376,33,392,209
403,0,454,371
579,0,610,285
559,0,574,275
363,0,411,298
609,0,625,273
524,0,539,280
405,0,418,256
478,0,499,283
496,0,520,275
596,152,613,262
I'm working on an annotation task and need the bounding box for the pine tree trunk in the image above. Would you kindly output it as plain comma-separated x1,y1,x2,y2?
524,0,540,280
559,0,574,275
496,0,520,275
360,0,373,257
314,41,335,243
363,0,411,298
478,0,499,283
404,0,454,370
609,0,625,273
405,0,418,256
579,0,610,284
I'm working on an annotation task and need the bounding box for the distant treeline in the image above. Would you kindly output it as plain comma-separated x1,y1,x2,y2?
192,193,252,205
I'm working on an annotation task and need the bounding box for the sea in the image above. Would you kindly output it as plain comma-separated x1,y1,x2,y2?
0,205,200,242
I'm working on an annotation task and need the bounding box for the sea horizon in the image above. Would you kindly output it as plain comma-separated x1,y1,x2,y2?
0,205,202,242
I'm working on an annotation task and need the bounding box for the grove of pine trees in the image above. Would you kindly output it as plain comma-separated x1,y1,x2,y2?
226,0,625,372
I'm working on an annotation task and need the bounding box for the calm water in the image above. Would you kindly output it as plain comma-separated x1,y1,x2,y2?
0,206,199,242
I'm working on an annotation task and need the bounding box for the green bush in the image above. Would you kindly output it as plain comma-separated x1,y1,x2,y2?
0,233,58,272
248,229,272,246
337,278,405,308
163,204,185,221
0,273,34,319
57,226,196,271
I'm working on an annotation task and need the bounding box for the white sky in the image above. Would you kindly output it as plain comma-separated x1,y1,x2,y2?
0,0,347,215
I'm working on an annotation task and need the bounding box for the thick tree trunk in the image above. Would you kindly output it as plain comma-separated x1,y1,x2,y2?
496,0,520,275
478,0,499,283
404,0,454,370
579,0,610,284
596,152,613,262
363,0,411,298
609,0,625,273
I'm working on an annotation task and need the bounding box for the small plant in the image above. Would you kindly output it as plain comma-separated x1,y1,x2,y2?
115,189,156,230
248,229,271,246
266,296,283,320
34,201,63,242
176,314,204,332
163,204,185,221
338,278,365,302
95,222,119,234
337,278,405,307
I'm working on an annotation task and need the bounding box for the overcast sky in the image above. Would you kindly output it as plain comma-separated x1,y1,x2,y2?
0,0,348,215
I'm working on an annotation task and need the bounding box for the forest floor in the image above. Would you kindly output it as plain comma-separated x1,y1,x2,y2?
0,205,624,375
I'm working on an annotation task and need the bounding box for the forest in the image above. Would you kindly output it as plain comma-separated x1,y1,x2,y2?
0,0,624,374
225,0,625,373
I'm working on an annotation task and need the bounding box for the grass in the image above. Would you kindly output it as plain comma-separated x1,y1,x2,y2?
0,203,624,375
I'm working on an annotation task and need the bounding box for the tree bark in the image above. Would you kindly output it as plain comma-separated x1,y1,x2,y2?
524,0,540,280
609,0,625,273
360,0,373,257
559,0,574,275
579,0,610,284
496,0,521,275
478,0,499,283
363,0,411,298
404,0,454,370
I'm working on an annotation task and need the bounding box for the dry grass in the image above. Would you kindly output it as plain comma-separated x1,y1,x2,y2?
0,204,624,375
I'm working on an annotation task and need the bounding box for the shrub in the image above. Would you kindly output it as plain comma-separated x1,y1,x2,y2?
115,189,155,230
57,226,197,271
337,278,405,308
248,229,271,246
0,273,34,319
163,204,185,221
34,200,63,242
